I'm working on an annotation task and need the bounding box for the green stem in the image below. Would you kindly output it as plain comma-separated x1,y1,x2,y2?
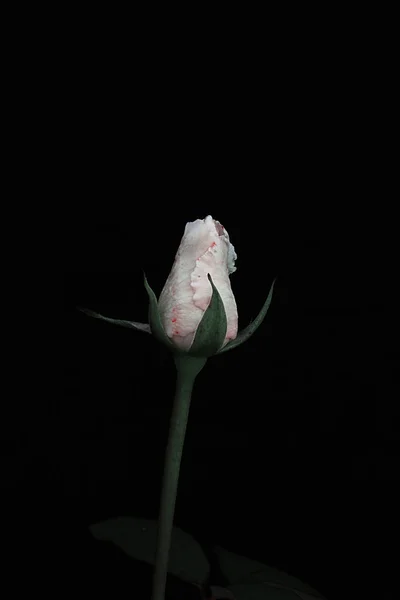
151,354,207,600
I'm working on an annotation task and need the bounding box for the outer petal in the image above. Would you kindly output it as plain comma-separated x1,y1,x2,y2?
158,216,238,351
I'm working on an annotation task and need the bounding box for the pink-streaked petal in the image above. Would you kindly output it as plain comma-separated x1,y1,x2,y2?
158,215,238,351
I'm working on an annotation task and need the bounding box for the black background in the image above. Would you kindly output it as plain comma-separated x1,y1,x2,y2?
4,15,399,600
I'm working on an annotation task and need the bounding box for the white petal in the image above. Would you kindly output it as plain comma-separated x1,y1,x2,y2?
158,216,238,350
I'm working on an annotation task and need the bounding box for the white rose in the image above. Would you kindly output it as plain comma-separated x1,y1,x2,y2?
158,215,238,352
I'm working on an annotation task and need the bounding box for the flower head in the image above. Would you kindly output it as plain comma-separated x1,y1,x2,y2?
158,216,238,352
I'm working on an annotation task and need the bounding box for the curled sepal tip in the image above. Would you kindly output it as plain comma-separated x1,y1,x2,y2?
77,307,151,333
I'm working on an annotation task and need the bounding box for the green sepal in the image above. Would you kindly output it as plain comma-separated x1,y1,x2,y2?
188,274,227,357
217,277,276,354
143,273,175,350
77,307,151,333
